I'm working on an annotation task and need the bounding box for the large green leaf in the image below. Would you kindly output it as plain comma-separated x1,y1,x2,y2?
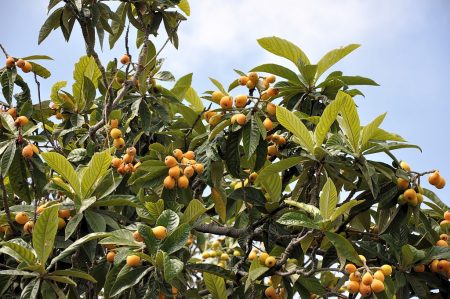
359,112,386,151
0,142,16,177
276,211,319,229
203,272,227,299
242,117,261,158
156,210,180,232
316,44,360,79
51,269,97,283
329,200,364,222
324,232,362,266
314,93,345,147
284,200,321,218
33,205,59,265
400,245,425,268
72,56,101,112
38,7,63,44
276,106,314,153
163,254,184,283
319,178,338,220
110,266,153,297
0,242,37,267
184,87,204,112
180,199,207,224
42,152,81,197
160,223,191,254
257,36,310,65
250,63,300,83
171,73,192,100
80,150,112,198
337,91,360,153
99,229,138,247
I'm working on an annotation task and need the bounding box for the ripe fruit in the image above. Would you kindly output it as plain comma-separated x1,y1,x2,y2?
183,166,195,178
117,164,126,175
126,147,137,156
413,264,425,272
371,279,385,293
238,76,249,86
359,283,372,297
373,270,385,282
173,149,183,160
22,61,32,73
15,116,29,126
23,221,34,233
110,119,118,129
220,253,229,261
178,175,189,189
15,59,25,68
247,72,258,82
266,75,276,84
6,57,15,68
436,177,446,189
416,193,424,205
57,217,66,230
168,166,181,178
265,256,276,267
400,161,410,172
397,177,409,189
263,118,273,130
380,264,392,276
235,114,246,125
22,144,34,159
267,145,278,156
106,251,116,263
436,239,448,247
234,95,248,108
165,156,177,168
266,103,276,116
259,252,269,264
361,272,373,285
152,226,168,240
7,108,17,118
347,281,359,294
266,87,279,97
163,176,176,189
184,151,195,160
113,138,125,149
445,211,450,221
429,171,441,186
220,96,233,109
202,251,210,259
246,80,256,89
211,91,225,103
345,263,357,274
403,188,417,202
133,231,144,242
440,233,448,241
193,163,204,174
123,154,133,164
249,172,258,183
265,286,276,298
126,255,141,267
58,209,71,219
430,259,439,272
110,128,122,139
248,250,257,260
15,212,29,225
437,260,450,272
120,54,130,64
37,205,45,214
111,158,122,168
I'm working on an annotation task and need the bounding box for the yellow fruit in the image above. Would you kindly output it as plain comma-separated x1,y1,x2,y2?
416,193,424,205
7,107,17,118
380,264,392,276
57,217,66,230
117,164,126,175
440,234,448,241
440,220,450,226
234,95,248,108
164,156,178,168
413,264,425,272
113,138,125,149
370,279,385,293
437,260,450,272
171,287,178,296
266,87,279,97
184,151,195,160
266,103,276,116
259,252,269,264
23,221,34,234
445,211,450,221
373,270,385,282
178,175,189,189
436,177,446,189
120,54,131,64
235,114,247,125
211,91,225,103
183,165,195,178
265,286,276,298
6,57,15,68
152,226,168,240
204,110,217,121
403,188,417,202
37,205,45,214
238,76,249,86
397,177,409,190
58,209,71,219
16,59,25,68
263,118,273,130
110,128,122,139
249,172,258,183
429,171,441,185
430,259,439,272
22,61,32,73
345,263,357,274
22,144,34,159
106,251,116,263
193,163,204,174
347,281,359,294
15,116,29,126
265,256,276,268
220,253,229,261
202,251,210,259
267,145,278,156
248,250,257,260
126,255,141,267
126,147,136,156
247,72,258,82
359,283,372,297
111,157,122,168
266,75,276,84
15,212,29,225
220,96,233,109
362,272,373,285
400,161,410,172
173,149,183,160
163,176,176,189
436,239,448,247
168,166,181,178
123,154,133,164
133,231,144,242
110,119,118,129
246,80,256,89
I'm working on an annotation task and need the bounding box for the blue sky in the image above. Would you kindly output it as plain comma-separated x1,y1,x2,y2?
1,0,449,204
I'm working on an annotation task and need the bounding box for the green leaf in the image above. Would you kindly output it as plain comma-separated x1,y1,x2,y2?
80,150,112,198
324,232,362,266
33,205,59,265
276,212,319,229
171,73,192,100
401,245,425,268
0,242,37,266
250,63,300,83
360,112,387,151
422,188,448,213
67,148,87,163
164,254,184,283
248,258,268,281
257,36,310,65
8,149,31,203
160,223,191,254
337,91,360,153
284,200,321,218
186,263,235,280
276,106,314,153
0,142,16,177
156,210,180,232
21,55,53,61
180,199,207,224
178,0,190,16
51,269,97,283
41,152,81,197
99,229,138,247
185,87,204,112
84,210,106,232
64,213,83,240
422,246,450,264
319,178,338,220
72,56,101,112
316,44,360,79
314,93,345,147
209,77,228,95
211,187,227,222
329,200,364,222
110,266,152,297
38,7,63,44
203,272,227,299
242,117,260,158
224,129,243,178
0,270,38,277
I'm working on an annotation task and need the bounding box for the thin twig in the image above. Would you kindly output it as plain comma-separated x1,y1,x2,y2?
0,175,17,234
0,44,9,58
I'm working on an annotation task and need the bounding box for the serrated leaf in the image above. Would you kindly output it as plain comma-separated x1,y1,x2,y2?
156,210,180,232
316,44,360,79
257,36,310,65
203,272,227,299
33,205,59,265
164,254,184,283
67,148,86,162
314,93,345,147
42,152,81,197
160,223,190,254
329,200,364,222
81,150,112,198
324,232,362,266
276,212,319,229
0,242,37,266
360,112,386,151
319,178,338,220
337,91,360,153
180,199,207,224
276,106,314,153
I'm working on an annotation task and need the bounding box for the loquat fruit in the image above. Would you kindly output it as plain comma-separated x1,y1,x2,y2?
58,209,71,219
111,157,122,168
178,175,189,189
164,156,178,168
106,251,116,263
345,263,357,274
173,149,183,161
152,226,168,240
15,116,29,126
5,57,15,68
58,217,66,230
211,91,225,103
193,163,204,174
220,96,233,109
126,255,141,267
370,279,385,293
263,118,273,130
168,166,181,178
15,59,25,68
234,95,248,108
110,128,122,139
265,256,276,268
163,176,176,189
113,138,125,149
21,61,32,73
184,151,195,160
22,144,34,159
399,161,410,172
15,212,29,225
428,171,441,186
266,103,276,116
120,54,130,64
238,76,249,86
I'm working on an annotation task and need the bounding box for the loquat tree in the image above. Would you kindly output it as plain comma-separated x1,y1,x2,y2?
0,1,449,298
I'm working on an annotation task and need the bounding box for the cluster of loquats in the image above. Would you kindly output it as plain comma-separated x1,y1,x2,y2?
200,238,237,268
264,285,286,299
345,256,392,297
111,146,141,175
395,161,432,207
163,149,204,189
5,56,32,73
109,119,126,149
429,170,446,190
1,204,71,236
420,232,450,278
